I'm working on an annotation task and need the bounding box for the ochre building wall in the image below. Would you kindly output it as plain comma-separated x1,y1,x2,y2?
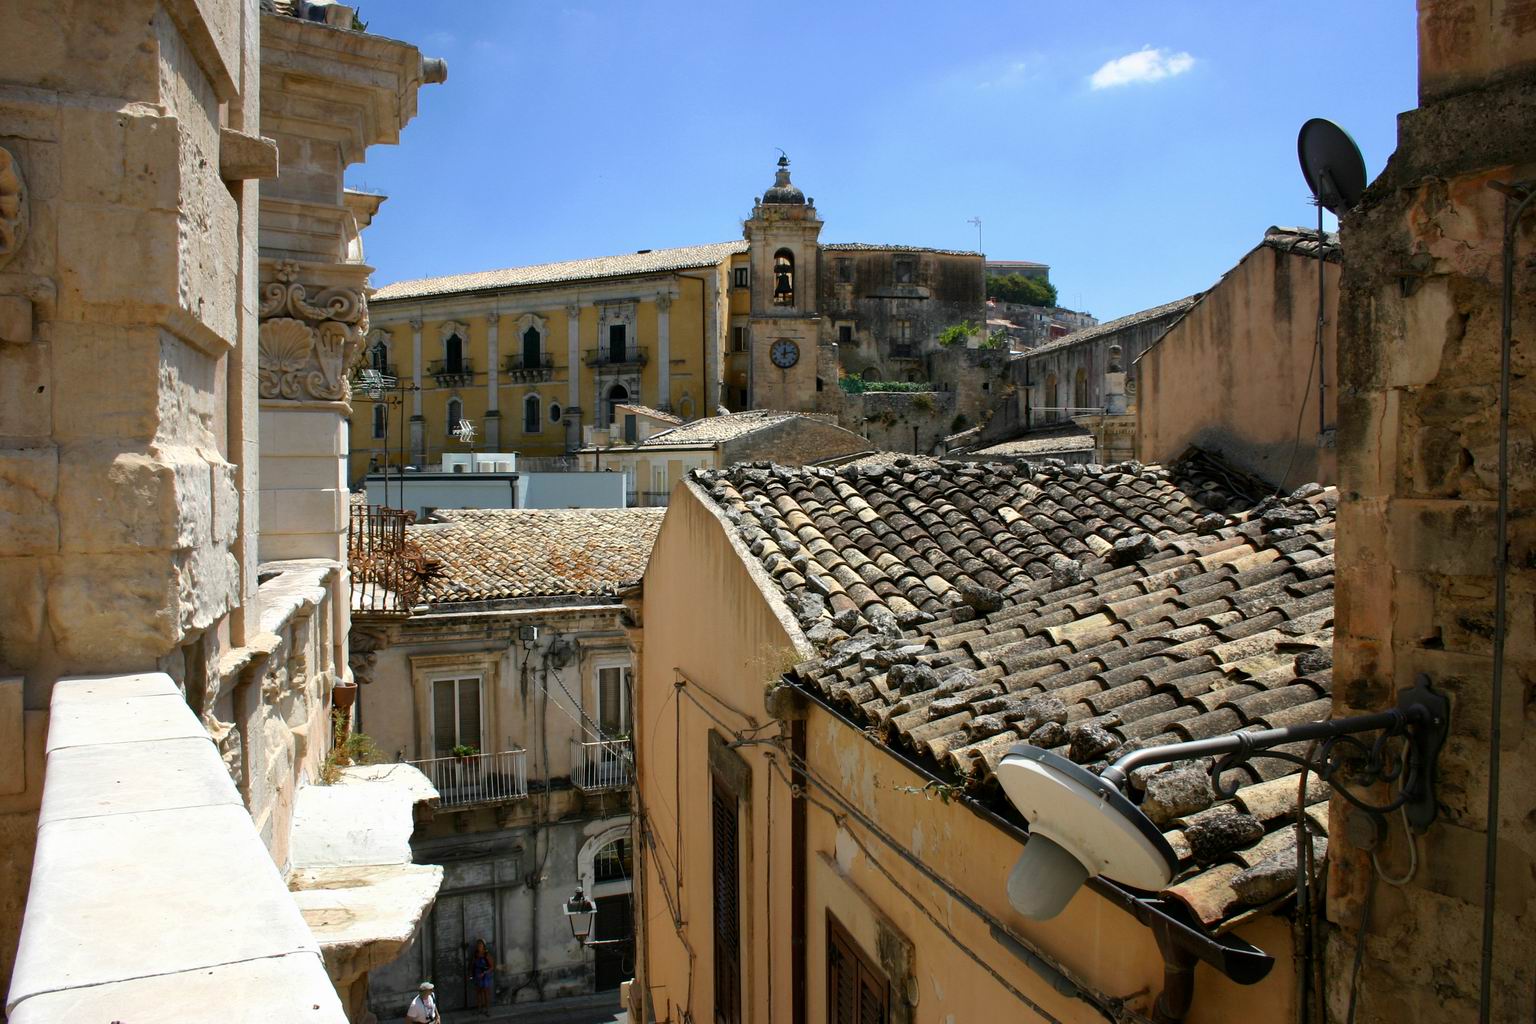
1136,245,1339,487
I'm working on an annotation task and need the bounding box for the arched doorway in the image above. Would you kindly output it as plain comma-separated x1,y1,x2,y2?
1074,367,1089,412
577,823,634,991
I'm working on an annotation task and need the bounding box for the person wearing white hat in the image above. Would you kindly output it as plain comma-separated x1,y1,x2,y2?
406,981,440,1023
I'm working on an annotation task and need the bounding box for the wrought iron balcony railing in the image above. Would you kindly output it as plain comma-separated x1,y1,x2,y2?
572,739,632,793
427,358,475,385
505,353,555,380
410,748,529,808
584,346,648,368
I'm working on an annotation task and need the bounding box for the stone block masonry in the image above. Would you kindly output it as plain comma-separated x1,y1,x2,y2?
1328,2,1536,1019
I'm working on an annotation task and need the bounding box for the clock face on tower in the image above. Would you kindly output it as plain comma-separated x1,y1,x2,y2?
770,339,800,369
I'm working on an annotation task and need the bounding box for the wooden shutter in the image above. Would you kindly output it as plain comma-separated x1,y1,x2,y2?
433,679,457,756
712,777,741,1024
827,916,889,1024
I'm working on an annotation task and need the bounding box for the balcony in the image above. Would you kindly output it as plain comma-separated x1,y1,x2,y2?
427,358,474,387
505,352,555,383
636,490,670,508
572,739,632,793
409,748,529,808
584,345,648,369
887,344,919,360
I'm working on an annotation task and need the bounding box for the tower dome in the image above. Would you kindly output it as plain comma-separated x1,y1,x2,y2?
761,155,805,205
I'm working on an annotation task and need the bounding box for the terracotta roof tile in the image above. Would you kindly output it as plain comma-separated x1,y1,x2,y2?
410,508,664,604
713,455,1338,932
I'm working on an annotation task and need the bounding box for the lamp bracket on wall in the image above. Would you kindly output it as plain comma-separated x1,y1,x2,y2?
1101,674,1449,835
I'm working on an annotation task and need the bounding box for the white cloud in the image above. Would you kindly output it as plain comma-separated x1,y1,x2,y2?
978,61,1030,90
1089,46,1195,90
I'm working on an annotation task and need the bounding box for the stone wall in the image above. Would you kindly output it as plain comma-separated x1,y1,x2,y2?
1329,2,1536,1019
846,390,957,455
722,415,872,467
0,0,263,991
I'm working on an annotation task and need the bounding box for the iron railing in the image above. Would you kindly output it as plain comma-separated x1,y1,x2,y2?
505,353,555,375
348,504,422,615
637,491,670,508
584,345,648,368
427,358,475,385
411,748,529,808
519,455,579,472
572,739,632,792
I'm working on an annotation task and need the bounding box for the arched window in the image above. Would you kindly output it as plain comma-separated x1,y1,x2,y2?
522,325,541,368
1074,367,1089,411
1043,373,1058,424
446,397,463,436
549,402,562,423
604,384,629,428
372,403,387,440
444,333,463,374
772,248,795,307
523,393,541,433
593,837,632,883
370,337,389,373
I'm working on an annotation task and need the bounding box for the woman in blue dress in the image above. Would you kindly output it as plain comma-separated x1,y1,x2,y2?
470,938,495,1016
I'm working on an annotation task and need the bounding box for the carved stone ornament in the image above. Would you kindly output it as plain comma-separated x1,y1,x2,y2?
258,259,368,401
0,146,28,270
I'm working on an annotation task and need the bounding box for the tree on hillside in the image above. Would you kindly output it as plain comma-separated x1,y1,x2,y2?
986,272,1058,308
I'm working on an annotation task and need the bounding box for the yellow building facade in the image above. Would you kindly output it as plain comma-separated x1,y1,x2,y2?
352,243,740,484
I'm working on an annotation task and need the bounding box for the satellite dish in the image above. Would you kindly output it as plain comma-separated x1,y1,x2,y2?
1297,118,1367,214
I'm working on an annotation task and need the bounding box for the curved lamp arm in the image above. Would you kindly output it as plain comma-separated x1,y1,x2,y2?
1099,675,1449,834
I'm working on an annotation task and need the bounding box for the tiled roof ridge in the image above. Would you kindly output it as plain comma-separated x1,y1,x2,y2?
1025,293,1203,357
372,240,748,301
1262,225,1342,263
615,402,684,425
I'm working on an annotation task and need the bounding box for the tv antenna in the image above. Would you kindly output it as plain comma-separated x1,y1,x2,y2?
1295,118,1366,450
968,216,983,254
453,419,477,452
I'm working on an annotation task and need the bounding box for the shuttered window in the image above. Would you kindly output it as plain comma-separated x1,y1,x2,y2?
827,915,889,1024
432,677,482,756
712,777,741,1024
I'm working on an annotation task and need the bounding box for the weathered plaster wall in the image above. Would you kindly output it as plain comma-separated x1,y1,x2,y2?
802,713,1297,1024
1136,245,1339,487
636,482,808,1024
1328,3,1536,1019
1017,305,1190,428
847,390,957,455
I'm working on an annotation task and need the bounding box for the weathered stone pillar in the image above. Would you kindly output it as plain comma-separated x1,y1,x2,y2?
656,292,672,409
566,302,582,451
485,310,501,448
410,316,425,466
1328,2,1536,1019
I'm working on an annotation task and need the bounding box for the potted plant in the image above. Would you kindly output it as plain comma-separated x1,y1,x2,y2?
450,743,480,762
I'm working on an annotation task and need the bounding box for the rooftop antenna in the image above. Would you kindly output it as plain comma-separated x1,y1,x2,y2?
968,216,983,254
453,418,477,455
358,366,398,508
1297,118,1366,445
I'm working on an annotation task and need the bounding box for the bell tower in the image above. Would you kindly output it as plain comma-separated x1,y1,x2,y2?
744,155,826,412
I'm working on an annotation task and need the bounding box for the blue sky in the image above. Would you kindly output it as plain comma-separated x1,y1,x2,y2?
346,1,1415,321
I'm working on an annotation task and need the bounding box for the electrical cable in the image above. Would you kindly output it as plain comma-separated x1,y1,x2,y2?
1275,206,1328,497
1344,865,1379,1024
1479,180,1536,1024
1373,808,1419,888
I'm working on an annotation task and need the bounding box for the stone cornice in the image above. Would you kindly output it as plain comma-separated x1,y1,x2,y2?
259,13,429,163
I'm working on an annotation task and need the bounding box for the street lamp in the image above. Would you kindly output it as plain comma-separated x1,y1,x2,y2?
563,887,597,943
996,675,1449,921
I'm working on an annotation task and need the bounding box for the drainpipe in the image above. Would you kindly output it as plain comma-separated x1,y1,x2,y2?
1152,922,1198,1023
790,717,808,1024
